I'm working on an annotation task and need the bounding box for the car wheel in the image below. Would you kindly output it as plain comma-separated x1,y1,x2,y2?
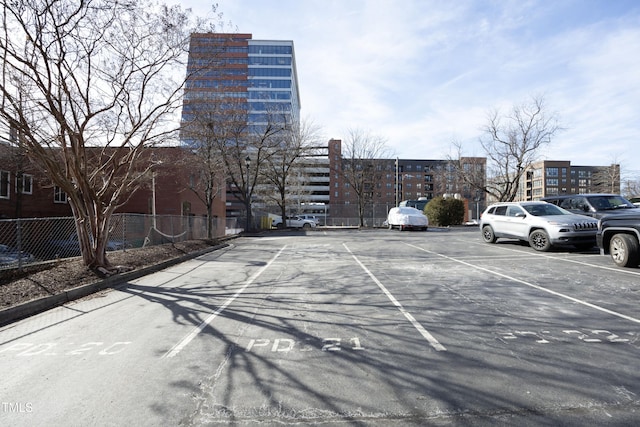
529,229,551,251
276,223,284,229
303,223,311,229
481,225,496,243
610,233,640,267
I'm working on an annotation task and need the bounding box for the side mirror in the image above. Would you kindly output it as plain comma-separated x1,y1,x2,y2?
515,212,526,218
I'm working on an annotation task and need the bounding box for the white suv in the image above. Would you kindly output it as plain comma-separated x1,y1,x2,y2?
480,201,598,251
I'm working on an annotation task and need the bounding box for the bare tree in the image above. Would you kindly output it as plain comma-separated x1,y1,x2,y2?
448,143,487,194
340,128,392,227
206,101,286,232
180,97,236,238
480,96,562,202
591,163,621,194
0,0,216,270
260,118,322,223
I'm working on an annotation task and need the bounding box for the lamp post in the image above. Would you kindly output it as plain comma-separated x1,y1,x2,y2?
245,156,251,232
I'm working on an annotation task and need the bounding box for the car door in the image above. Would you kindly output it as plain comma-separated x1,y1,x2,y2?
504,205,529,238
489,205,509,236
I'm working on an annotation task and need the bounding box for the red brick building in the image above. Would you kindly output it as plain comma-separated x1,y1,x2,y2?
0,145,225,220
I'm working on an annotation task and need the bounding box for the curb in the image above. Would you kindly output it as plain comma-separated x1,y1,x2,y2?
0,241,233,327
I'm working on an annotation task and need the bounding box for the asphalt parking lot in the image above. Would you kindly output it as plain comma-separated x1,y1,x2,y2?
1,227,639,425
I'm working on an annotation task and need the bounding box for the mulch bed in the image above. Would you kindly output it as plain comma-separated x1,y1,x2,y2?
0,239,220,310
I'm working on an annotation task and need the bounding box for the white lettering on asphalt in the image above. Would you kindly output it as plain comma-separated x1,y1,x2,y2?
0,341,132,356
406,243,640,325
244,337,365,352
162,246,287,358
343,244,447,352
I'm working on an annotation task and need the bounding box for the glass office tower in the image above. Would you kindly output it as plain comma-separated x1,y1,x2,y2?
181,33,300,141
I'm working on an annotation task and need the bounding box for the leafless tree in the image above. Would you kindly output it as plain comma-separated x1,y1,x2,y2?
260,118,323,223
622,177,640,199
340,128,392,227
206,101,286,232
480,96,562,202
448,142,487,197
180,98,236,238
591,163,621,194
0,0,217,270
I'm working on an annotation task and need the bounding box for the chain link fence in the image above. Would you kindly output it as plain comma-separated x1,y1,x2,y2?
0,214,239,271
252,202,393,229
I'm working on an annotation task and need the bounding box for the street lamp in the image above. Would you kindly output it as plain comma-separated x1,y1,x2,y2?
245,156,251,232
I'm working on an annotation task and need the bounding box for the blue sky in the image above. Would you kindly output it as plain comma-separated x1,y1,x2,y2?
185,0,640,176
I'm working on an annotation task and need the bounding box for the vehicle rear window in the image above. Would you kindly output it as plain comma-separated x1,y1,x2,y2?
494,206,507,216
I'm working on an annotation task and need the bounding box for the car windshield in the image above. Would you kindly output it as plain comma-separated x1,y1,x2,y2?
522,204,567,216
586,195,635,210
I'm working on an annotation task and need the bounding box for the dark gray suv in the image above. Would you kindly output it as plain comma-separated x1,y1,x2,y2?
542,194,640,219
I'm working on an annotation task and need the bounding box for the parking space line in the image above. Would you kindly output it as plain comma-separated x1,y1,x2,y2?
162,246,287,358
343,243,446,352
406,243,640,325
461,239,640,277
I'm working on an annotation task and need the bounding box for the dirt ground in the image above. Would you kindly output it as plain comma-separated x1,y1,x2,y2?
0,239,220,310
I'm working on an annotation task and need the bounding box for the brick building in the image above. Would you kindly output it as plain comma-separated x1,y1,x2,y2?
327,139,487,224
520,160,621,201
0,145,225,221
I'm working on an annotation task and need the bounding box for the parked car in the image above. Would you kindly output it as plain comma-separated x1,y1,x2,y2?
0,244,35,266
271,215,317,229
542,194,640,219
297,215,324,226
596,213,640,267
48,233,130,258
479,201,598,251
387,207,428,231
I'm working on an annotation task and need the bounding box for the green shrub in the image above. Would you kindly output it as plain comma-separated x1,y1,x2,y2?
424,196,465,226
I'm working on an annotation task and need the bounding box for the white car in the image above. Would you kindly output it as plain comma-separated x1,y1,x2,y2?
272,215,317,229
480,201,598,251
387,207,428,231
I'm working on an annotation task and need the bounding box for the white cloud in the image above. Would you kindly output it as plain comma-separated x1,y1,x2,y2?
190,0,640,176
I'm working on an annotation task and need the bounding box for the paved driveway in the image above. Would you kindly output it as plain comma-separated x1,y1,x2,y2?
1,228,639,425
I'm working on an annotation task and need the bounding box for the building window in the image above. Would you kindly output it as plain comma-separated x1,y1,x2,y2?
546,167,559,177
16,174,33,194
546,178,558,186
0,170,9,199
54,186,68,203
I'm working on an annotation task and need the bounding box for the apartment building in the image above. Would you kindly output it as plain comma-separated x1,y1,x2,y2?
521,160,621,200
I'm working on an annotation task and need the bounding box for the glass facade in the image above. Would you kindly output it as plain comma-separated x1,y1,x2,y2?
181,33,300,146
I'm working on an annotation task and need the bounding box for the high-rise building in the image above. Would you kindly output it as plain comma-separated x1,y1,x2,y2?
181,33,300,138
181,33,301,221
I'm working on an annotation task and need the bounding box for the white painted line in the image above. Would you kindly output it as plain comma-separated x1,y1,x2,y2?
343,244,446,352
463,239,640,277
406,243,640,325
162,246,287,358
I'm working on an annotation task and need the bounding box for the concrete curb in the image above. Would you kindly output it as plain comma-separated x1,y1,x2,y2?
0,241,233,327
